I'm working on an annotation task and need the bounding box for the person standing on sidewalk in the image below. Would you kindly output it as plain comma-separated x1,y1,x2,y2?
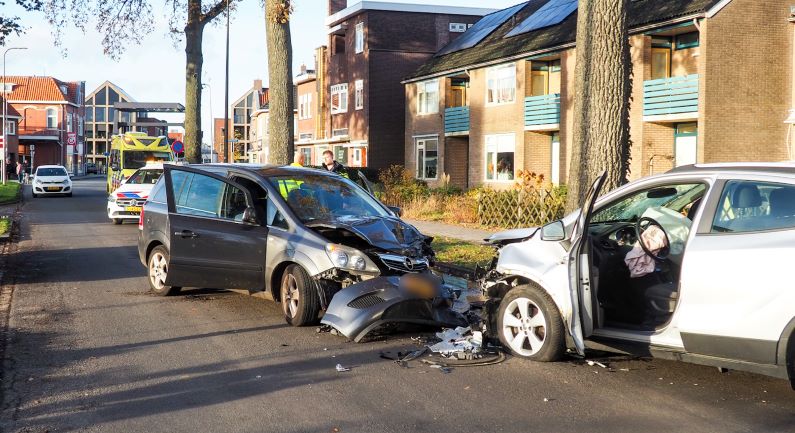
321,150,344,173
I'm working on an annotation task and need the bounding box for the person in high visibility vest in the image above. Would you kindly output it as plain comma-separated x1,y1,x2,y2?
290,151,305,167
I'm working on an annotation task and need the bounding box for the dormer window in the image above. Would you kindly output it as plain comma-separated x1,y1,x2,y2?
2,83,13,93
60,85,68,95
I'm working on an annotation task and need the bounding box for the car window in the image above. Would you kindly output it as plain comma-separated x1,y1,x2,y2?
266,196,288,229
176,173,224,218
150,178,167,203
126,169,163,185
267,173,388,223
711,180,795,233
36,167,67,176
219,184,249,221
592,183,706,224
170,171,192,206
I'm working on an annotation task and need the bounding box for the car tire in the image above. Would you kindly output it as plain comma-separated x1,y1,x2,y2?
280,264,320,326
66,192,72,197
112,218,123,225
498,283,565,362
148,245,181,296
32,192,37,198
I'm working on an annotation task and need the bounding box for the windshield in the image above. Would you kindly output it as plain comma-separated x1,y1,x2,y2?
267,173,389,223
591,183,706,223
123,151,171,170
36,167,67,177
126,168,163,185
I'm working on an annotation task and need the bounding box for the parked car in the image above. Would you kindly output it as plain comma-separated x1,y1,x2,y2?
32,165,72,198
86,162,98,174
480,162,795,386
138,164,434,326
107,163,164,225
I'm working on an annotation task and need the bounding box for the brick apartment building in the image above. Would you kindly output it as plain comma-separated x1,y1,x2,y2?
404,0,794,189
299,0,494,170
0,97,22,173
3,76,86,174
231,80,268,162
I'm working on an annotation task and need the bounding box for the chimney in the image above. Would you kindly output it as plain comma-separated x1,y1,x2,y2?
253,79,263,90
328,0,346,16
300,63,307,74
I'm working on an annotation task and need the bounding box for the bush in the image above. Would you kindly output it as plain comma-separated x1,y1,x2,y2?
378,165,429,206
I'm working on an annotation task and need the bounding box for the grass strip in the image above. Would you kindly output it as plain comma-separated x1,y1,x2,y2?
431,236,494,270
0,183,21,204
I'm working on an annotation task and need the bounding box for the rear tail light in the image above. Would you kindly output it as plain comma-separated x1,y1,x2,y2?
138,207,145,230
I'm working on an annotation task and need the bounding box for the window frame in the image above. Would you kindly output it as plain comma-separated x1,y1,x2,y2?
675,31,700,50
416,79,439,115
415,136,439,181
709,180,795,234
46,107,58,129
298,93,312,120
484,133,516,182
486,63,517,106
355,79,364,110
355,22,365,54
330,83,348,114
6,120,15,135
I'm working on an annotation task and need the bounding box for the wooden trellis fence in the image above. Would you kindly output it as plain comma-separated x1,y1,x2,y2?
477,187,566,228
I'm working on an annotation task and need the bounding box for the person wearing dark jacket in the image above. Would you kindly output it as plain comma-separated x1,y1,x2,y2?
321,149,345,173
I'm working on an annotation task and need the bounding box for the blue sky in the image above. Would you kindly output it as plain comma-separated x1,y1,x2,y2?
4,0,521,139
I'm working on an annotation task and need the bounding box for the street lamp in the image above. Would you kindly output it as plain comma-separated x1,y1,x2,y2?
223,0,230,162
201,82,214,162
2,47,27,185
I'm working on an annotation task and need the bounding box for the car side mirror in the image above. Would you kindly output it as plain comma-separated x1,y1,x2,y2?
242,207,259,225
540,220,565,241
388,206,402,217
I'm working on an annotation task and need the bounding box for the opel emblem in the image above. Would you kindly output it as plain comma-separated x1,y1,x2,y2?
404,257,414,270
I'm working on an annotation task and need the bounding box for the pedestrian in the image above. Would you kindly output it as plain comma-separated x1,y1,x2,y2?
15,161,23,182
321,150,344,173
290,151,305,167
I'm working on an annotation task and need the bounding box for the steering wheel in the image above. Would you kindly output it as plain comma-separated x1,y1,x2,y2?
635,216,670,261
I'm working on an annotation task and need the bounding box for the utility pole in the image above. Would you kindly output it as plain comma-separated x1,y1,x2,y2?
2,47,28,185
223,0,230,162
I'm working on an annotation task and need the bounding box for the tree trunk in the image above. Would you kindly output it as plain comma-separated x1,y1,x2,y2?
565,0,632,212
264,0,294,165
184,1,205,164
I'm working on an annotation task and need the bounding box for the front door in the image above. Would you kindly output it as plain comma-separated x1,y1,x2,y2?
675,123,698,167
164,167,268,290
567,172,607,354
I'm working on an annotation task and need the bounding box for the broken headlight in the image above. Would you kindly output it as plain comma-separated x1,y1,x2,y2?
325,243,380,275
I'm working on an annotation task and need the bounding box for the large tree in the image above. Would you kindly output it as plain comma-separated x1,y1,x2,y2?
38,0,232,163
0,0,42,45
264,0,293,165
565,0,632,212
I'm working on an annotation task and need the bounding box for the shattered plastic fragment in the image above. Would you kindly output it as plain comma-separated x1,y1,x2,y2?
335,364,351,372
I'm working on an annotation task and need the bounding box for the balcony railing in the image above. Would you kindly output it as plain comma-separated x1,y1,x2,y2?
444,106,470,135
524,94,561,127
643,74,699,117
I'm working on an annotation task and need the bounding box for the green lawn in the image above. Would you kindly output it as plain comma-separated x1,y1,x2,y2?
431,236,494,270
0,217,10,236
0,182,20,204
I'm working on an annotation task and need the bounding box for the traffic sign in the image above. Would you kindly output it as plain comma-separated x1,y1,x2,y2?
172,140,184,153
0,137,4,149
67,132,77,145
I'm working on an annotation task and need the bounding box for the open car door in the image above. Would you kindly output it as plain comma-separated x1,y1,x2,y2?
567,172,607,355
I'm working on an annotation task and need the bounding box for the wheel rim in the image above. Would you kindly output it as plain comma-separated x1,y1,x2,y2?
502,297,547,357
282,274,300,318
149,252,168,291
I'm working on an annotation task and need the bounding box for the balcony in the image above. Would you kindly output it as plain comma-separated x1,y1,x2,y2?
524,94,560,130
643,74,699,121
444,106,470,136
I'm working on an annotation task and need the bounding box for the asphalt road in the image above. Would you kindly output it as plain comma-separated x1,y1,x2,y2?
1,177,794,433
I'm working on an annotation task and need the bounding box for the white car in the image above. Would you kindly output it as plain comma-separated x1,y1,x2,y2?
481,162,795,387
32,165,72,198
107,164,164,224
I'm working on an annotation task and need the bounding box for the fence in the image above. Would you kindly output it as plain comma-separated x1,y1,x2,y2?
477,187,566,228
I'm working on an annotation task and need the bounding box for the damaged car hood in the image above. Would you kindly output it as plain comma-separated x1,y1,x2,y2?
306,215,429,256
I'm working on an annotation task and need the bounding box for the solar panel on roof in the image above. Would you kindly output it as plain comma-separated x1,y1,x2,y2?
435,2,529,56
505,0,577,38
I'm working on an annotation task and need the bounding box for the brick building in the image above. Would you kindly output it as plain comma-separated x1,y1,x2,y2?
311,0,494,170
404,0,794,189
0,98,22,175
3,76,86,174
231,80,268,162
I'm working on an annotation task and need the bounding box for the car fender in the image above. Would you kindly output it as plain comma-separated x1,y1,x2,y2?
265,247,334,296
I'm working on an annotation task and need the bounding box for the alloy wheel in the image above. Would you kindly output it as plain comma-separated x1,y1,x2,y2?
501,297,548,357
149,252,168,291
282,274,300,318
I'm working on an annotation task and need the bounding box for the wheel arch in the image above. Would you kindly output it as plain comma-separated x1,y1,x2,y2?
776,316,795,389
145,240,164,264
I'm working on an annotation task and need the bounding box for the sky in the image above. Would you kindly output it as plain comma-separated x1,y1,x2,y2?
4,0,522,140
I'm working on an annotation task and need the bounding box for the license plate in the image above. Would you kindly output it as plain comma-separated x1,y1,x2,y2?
125,206,142,213
47,186,60,191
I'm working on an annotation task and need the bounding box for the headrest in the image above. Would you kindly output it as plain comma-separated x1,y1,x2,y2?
769,187,795,218
731,184,762,208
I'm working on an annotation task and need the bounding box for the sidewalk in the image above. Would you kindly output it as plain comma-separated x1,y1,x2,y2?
404,219,497,244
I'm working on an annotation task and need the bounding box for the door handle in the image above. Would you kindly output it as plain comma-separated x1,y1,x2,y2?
175,230,198,238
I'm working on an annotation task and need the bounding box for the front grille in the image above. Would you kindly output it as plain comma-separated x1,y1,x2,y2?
377,254,429,273
116,198,147,207
347,293,386,309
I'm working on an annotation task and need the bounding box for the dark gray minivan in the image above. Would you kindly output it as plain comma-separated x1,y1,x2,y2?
138,164,435,326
